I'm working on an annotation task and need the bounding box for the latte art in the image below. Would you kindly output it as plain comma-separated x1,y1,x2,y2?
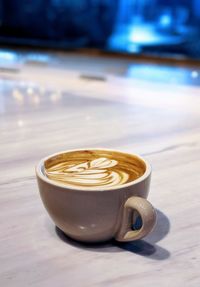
45,157,130,187
44,150,145,189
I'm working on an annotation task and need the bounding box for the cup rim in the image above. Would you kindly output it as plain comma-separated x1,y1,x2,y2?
35,148,151,192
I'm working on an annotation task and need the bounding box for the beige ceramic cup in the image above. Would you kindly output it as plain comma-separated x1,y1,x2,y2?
36,149,156,243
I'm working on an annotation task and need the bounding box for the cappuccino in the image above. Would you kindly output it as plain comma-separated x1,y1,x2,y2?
44,150,145,189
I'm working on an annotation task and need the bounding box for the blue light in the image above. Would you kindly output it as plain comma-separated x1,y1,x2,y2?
159,14,172,27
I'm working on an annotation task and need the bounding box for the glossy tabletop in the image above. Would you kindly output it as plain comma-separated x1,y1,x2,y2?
0,51,200,287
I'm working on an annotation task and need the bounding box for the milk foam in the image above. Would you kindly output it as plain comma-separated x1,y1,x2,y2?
45,157,129,187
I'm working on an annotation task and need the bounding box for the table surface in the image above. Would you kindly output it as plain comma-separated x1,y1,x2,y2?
0,51,200,287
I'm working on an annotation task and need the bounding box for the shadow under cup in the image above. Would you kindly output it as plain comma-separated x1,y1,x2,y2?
36,149,156,243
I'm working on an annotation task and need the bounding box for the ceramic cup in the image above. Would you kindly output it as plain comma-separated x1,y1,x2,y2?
36,149,156,243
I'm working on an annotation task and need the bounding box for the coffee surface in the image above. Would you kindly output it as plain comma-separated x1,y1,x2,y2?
44,150,146,189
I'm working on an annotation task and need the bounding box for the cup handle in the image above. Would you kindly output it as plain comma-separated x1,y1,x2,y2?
116,196,156,242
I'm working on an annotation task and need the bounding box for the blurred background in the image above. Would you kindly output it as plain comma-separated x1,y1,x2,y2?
0,0,200,60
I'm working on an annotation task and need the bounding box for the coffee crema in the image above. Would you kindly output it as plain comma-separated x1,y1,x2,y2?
44,150,146,189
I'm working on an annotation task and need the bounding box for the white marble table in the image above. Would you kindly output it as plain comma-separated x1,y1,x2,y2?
0,52,200,287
